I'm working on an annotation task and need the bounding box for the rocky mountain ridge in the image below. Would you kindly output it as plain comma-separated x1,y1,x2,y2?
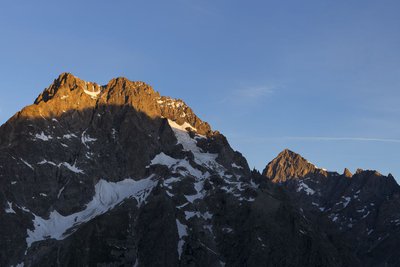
0,74,343,267
263,149,400,267
0,74,398,267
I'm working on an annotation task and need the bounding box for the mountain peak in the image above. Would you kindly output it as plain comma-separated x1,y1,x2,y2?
262,149,327,182
16,73,213,137
34,73,157,105
34,72,102,105
57,72,79,81
106,76,153,92
278,148,301,158
343,168,353,178
52,72,80,84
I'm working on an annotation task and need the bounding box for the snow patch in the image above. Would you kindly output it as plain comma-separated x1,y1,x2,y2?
63,133,77,140
150,152,179,167
57,185,66,199
26,176,156,248
362,211,370,219
339,196,351,208
37,160,57,166
239,196,255,202
296,180,315,195
81,130,97,148
149,153,204,178
176,219,188,259
35,132,53,141
20,158,34,170
222,227,233,233
83,83,101,99
61,162,84,174
185,180,204,203
5,201,16,214
38,160,84,174
111,128,117,140
231,163,243,169
168,120,219,169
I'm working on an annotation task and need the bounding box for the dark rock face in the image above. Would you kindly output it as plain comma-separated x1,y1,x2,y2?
263,149,400,267
0,74,350,267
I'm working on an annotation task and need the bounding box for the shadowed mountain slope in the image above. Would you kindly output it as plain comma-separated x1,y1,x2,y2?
263,149,400,267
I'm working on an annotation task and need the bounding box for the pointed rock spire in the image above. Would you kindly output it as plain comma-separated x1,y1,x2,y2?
343,168,353,178
262,149,327,183
34,73,89,104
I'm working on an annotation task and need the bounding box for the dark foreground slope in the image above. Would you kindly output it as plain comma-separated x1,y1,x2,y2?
0,74,351,267
263,149,400,267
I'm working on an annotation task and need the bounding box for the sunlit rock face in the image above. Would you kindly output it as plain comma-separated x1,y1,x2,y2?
1,73,398,267
262,149,328,183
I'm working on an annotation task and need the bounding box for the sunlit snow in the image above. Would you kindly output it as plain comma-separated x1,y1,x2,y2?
83,83,101,99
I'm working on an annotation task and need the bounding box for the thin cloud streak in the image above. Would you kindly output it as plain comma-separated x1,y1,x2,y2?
228,135,400,144
222,86,274,105
234,86,274,98
272,136,400,143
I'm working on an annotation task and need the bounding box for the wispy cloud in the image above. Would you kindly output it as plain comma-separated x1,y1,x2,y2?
229,135,400,144
270,136,400,143
222,86,274,105
235,86,274,98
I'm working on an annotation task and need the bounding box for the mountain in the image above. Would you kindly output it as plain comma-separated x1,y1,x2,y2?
0,73,357,267
262,149,328,183
263,149,400,267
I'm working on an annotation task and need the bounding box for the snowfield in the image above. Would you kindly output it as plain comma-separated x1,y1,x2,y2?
26,175,157,247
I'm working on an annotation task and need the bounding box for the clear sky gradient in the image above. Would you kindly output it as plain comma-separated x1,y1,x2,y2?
1,1,399,179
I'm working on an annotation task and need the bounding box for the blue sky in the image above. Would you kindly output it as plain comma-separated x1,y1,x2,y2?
1,0,399,179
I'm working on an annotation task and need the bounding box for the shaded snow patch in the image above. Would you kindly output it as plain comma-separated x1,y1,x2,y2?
296,180,315,195
35,132,53,141
26,176,156,247
5,201,16,214
176,219,188,259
